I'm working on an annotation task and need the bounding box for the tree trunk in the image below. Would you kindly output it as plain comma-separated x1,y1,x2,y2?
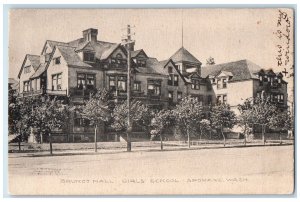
187,127,190,148
160,134,163,151
244,125,247,146
279,132,282,145
49,132,53,155
40,132,43,144
18,137,21,151
262,125,265,145
94,125,97,152
221,127,226,147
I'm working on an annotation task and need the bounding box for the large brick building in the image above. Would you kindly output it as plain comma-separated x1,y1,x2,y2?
16,28,288,142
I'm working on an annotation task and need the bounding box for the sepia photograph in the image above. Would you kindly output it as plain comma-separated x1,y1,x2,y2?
7,7,295,195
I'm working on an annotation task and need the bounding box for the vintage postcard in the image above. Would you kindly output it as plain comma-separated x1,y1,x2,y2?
8,8,295,195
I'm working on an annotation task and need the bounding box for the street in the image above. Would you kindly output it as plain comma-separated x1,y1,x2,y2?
8,145,294,195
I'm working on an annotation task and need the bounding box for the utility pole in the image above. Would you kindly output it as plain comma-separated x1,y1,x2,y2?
122,25,135,152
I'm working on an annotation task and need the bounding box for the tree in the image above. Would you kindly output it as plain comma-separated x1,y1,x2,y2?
250,97,278,145
150,109,175,150
198,119,211,141
81,89,114,152
206,57,215,65
210,103,236,146
238,98,254,146
111,100,149,151
172,96,203,148
269,110,292,144
31,96,69,155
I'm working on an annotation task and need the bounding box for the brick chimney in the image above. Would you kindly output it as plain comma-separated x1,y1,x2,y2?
83,28,98,42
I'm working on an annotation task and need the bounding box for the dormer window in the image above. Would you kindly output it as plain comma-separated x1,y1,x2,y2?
137,59,146,67
168,66,173,73
83,52,95,62
278,78,281,84
222,78,227,88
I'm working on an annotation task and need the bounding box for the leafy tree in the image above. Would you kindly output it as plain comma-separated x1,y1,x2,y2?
250,97,278,144
198,119,211,140
111,100,149,151
210,103,236,146
206,56,215,65
150,109,175,150
238,98,254,145
31,96,69,155
172,96,203,148
269,110,292,144
81,89,114,152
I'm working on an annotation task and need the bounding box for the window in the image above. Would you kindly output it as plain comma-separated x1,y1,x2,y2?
278,94,284,103
147,80,161,96
174,75,179,86
259,75,263,86
52,73,62,90
168,66,173,73
278,78,281,84
222,78,227,88
77,73,86,90
199,95,204,106
177,92,182,101
109,76,116,91
217,95,221,104
117,76,127,92
53,57,61,65
168,75,172,85
23,81,30,92
24,66,31,74
86,74,95,89
223,95,227,104
168,91,173,101
137,60,146,67
191,79,200,90
83,52,95,62
217,79,221,89
133,82,141,92
207,95,212,105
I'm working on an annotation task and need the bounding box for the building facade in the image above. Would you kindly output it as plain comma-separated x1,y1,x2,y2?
16,28,288,142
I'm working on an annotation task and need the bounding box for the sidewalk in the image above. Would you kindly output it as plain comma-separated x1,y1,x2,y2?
8,139,294,158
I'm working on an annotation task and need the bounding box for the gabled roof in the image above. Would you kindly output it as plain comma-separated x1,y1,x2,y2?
170,47,201,64
18,54,41,78
56,45,92,68
9,78,17,85
30,63,47,79
131,49,148,58
201,59,261,82
75,41,95,52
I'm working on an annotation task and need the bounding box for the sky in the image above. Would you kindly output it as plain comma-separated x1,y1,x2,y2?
9,8,294,94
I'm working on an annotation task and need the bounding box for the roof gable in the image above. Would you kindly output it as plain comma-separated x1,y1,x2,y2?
56,45,92,68
18,54,41,78
131,49,148,59
170,47,201,64
201,59,261,82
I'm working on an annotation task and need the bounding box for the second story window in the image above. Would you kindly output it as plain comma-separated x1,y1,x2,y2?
52,73,62,90
83,52,95,62
133,81,141,92
191,79,200,90
174,75,179,86
222,78,227,88
168,66,173,73
223,94,227,104
53,57,61,65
